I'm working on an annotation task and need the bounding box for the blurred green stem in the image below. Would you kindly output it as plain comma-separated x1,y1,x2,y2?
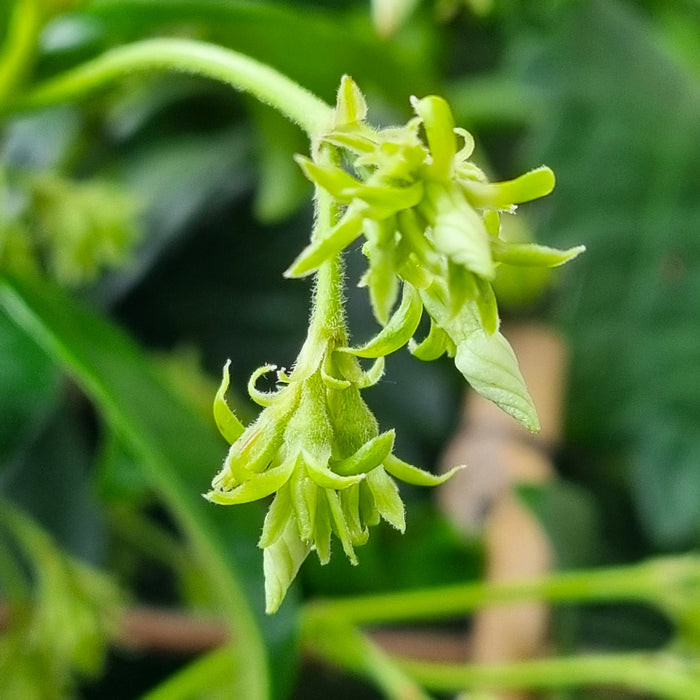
305,556,699,626
398,652,700,699
2,38,335,137
0,0,43,100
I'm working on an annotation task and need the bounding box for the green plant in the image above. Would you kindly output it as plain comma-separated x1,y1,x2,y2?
2,1,699,699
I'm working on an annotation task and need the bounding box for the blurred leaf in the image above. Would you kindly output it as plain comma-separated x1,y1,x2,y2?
515,0,700,546
0,312,59,466
0,273,284,699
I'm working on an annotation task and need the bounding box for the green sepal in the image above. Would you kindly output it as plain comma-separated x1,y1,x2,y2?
425,183,495,280
205,457,295,505
474,276,499,335
409,319,452,361
258,483,292,548
291,459,318,542
332,430,396,476
484,210,500,237
383,454,464,486
350,181,423,219
341,486,369,546
303,451,366,490
213,360,245,444
326,489,358,565
323,127,376,154
263,519,311,614
397,250,433,290
447,262,478,318
313,493,333,564
296,156,362,203
411,95,456,182
461,166,555,209
366,467,405,532
492,240,586,268
397,209,441,273
285,207,364,278
362,241,399,325
321,351,351,390
341,282,422,358
334,75,368,126
359,481,380,528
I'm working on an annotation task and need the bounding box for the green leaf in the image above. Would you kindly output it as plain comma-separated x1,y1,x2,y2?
383,454,464,487
334,75,367,126
0,274,271,698
263,519,311,615
341,282,422,358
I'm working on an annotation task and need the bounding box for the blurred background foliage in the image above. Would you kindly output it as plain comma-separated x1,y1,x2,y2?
1,0,699,697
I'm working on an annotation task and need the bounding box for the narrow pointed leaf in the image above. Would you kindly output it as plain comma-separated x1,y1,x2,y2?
383,454,464,486
295,156,361,202
213,360,245,444
492,240,586,267
366,468,405,532
332,430,395,476
263,520,311,615
341,283,422,358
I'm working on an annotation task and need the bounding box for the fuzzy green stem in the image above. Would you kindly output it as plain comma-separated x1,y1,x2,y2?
397,653,700,699
2,38,334,137
304,557,699,626
0,0,43,100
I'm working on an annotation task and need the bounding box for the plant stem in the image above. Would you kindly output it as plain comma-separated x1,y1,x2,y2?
397,652,700,699
304,557,699,626
0,0,43,101
303,614,433,700
2,38,335,137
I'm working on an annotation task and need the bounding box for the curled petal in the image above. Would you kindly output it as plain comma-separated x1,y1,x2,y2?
454,127,475,162
213,360,245,444
409,319,452,361
461,166,555,209
340,282,422,358
205,457,295,505
411,95,457,181
335,352,385,388
332,430,396,477
248,364,283,407
492,240,586,267
383,454,464,487
303,451,365,490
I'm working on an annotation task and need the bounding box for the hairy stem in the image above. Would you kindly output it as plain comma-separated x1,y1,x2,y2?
2,38,334,137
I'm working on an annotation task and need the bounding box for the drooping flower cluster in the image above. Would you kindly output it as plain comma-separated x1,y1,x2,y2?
207,332,459,613
207,77,583,613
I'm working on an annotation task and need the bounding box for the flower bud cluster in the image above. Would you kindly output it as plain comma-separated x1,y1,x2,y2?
207,333,459,613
